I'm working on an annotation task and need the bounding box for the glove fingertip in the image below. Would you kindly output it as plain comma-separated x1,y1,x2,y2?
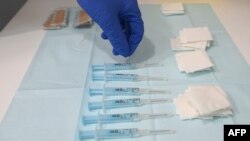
112,49,119,56
101,32,108,40
113,48,131,57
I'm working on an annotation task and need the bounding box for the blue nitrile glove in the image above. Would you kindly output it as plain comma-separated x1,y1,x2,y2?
77,0,144,57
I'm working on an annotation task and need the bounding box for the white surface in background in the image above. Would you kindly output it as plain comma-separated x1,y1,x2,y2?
0,0,250,123
0,30,45,122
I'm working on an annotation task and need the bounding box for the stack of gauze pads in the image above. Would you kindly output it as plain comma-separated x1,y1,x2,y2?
161,2,184,15
171,27,213,51
173,85,233,120
170,27,214,73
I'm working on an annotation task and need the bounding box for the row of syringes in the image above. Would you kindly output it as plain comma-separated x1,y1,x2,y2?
88,87,172,110
79,128,175,140
79,63,175,140
92,63,160,71
91,63,167,82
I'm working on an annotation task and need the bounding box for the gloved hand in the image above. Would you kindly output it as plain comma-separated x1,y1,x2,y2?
77,0,144,57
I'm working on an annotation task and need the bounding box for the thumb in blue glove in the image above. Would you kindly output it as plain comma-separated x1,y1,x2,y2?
77,0,144,57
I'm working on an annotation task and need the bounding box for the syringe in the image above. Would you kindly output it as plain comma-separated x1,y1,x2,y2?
83,113,173,124
92,73,167,81
79,128,175,140
92,63,160,71
89,87,171,96
88,98,172,111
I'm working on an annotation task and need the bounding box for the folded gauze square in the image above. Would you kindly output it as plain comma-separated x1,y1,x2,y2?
173,94,199,120
175,50,213,73
161,2,184,15
185,85,232,117
174,85,233,120
179,27,213,43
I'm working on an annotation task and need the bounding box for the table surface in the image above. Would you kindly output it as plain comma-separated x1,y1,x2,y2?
0,0,250,124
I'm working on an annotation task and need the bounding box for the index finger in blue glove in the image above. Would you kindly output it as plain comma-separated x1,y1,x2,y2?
101,17,127,40
77,0,143,57
127,18,144,55
101,32,108,40
120,0,144,55
104,19,131,57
